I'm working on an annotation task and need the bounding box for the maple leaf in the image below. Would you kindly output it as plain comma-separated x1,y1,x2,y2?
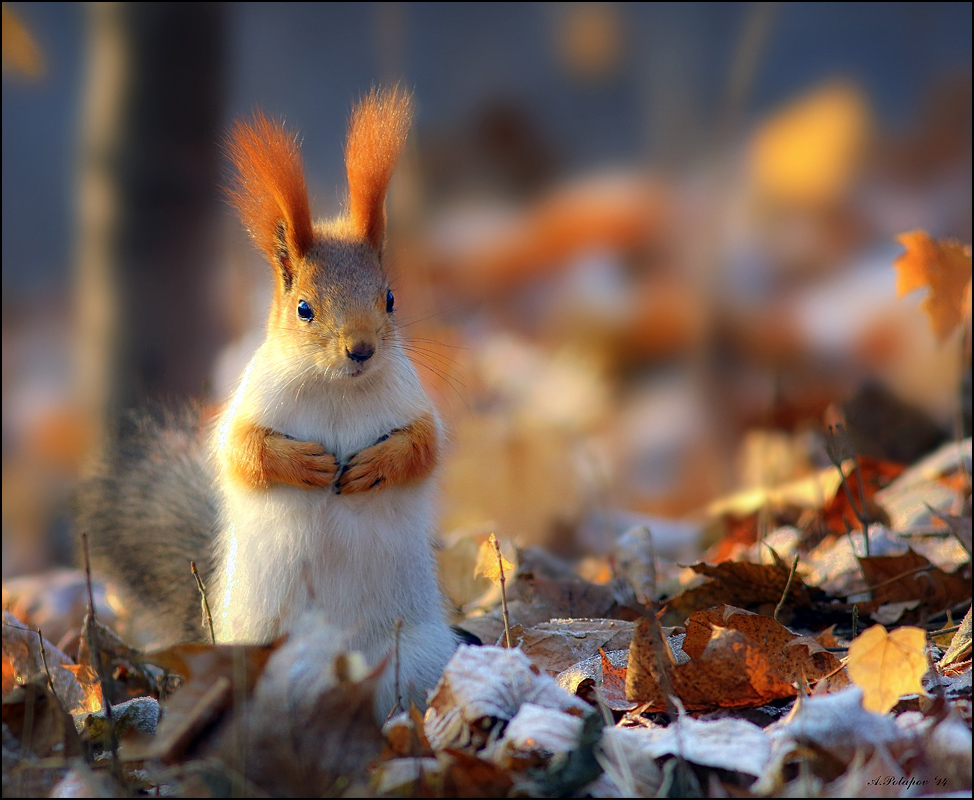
893,231,972,343
474,533,514,586
846,625,927,713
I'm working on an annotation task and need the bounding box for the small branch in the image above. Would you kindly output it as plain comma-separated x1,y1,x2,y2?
392,618,403,719
851,604,859,640
825,424,871,557
191,561,216,645
492,537,512,648
80,532,120,777
774,554,800,623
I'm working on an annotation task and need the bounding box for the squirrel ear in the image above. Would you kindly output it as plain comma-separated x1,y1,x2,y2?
345,86,412,251
226,112,313,290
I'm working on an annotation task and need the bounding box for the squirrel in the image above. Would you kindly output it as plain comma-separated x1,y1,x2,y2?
78,87,459,717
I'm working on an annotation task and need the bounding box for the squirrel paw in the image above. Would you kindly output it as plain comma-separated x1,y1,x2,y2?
268,436,339,489
336,443,389,495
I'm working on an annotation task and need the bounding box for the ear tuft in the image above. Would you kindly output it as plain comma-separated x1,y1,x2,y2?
226,111,313,272
345,86,413,251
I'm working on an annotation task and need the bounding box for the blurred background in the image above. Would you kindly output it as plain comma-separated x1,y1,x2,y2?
3,3,971,592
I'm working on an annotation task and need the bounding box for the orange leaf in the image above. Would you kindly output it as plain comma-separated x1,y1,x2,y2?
894,231,973,343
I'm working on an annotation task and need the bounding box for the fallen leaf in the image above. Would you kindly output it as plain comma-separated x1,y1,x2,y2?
2,610,87,713
939,604,972,672
627,607,843,711
424,645,590,753
750,81,870,206
846,625,927,713
1,676,83,796
518,619,633,675
475,533,514,586
135,640,278,763
666,558,823,621
766,686,907,776
857,548,971,617
894,231,972,343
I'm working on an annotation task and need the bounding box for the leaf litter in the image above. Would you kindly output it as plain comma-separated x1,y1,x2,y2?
2,240,972,794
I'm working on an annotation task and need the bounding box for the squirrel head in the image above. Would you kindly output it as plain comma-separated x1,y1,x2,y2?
226,87,412,380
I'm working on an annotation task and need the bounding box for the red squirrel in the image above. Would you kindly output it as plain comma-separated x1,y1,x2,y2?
80,88,459,717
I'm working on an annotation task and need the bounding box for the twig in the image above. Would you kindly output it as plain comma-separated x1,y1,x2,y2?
80,532,120,778
774,554,800,623
825,424,872,557
190,561,216,645
929,624,961,637
851,604,859,640
492,536,512,648
391,618,403,719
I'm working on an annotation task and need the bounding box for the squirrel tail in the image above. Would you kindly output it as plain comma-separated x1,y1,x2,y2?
76,410,217,649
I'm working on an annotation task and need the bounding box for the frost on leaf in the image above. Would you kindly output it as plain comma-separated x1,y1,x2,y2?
846,624,928,713
424,644,589,752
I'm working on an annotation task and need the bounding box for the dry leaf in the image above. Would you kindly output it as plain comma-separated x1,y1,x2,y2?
667,558,821,621
846,625,927,713
750,81,870,206
627,607,843,711
1,610,88,713
475,533,514,586
424,645,589,753
939,604,972,672
894,231,973,343
136,640,278,762
518,619,633,675
857,548,971,618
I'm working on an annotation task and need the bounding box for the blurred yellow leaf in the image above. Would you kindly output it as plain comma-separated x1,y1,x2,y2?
2,3,45,79
846,625,927,713
750,82,870,206
894,230,972,343
474,533,513,586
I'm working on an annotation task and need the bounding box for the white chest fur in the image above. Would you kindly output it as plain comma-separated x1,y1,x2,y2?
210,344,457,714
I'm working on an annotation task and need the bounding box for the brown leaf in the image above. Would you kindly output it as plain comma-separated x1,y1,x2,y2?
78,616,161,705
519,619,633,675
599,648,633,711
135,641,279,763
894,231,973,343
442,750,515,798
667,558,818,621
626,606,843,711
1,610,87,713
857,548,971,617
939,604,972,671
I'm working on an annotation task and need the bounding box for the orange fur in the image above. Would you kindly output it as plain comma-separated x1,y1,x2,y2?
225,418,338,490
226,112,314,272
338,412,438,494
345,86,413,250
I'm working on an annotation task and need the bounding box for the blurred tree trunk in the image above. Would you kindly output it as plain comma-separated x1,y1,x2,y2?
75,2,226,457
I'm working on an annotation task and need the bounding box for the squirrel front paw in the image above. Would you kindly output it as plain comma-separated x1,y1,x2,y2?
260,431,338,489
335,414,438,495
336,437,390,494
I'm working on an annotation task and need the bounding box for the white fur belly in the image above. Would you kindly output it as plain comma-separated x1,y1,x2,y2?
212,478,443,660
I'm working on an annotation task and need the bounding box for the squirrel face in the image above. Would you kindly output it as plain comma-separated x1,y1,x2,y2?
226,89,413,383
265,233,395,380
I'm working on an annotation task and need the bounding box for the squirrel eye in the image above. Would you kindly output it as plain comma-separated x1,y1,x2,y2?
385,289,395,314
297,300,314,322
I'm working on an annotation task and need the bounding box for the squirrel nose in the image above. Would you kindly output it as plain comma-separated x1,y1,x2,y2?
346,341,375,363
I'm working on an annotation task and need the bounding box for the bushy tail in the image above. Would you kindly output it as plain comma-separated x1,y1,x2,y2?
76,410,217,649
